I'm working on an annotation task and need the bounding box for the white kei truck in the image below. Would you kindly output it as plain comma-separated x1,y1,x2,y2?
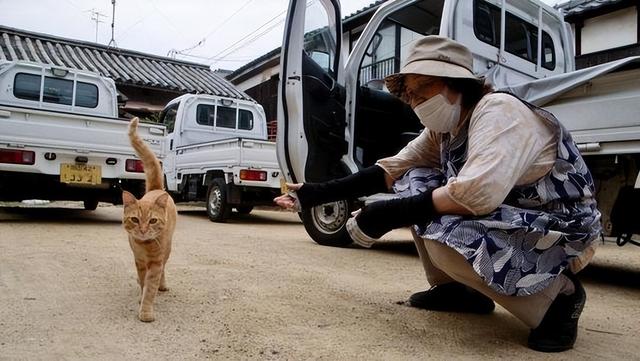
0,60,166,209
277,0,640,247
158,94,281,222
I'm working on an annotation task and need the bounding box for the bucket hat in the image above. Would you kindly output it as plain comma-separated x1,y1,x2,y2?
384,35,482,97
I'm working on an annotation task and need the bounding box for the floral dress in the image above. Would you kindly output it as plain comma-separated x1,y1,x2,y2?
393,93,602,296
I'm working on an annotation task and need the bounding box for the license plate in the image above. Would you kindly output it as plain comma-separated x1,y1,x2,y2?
60,164,102,185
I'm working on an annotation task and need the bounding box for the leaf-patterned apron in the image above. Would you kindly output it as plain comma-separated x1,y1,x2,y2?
393,92,602,296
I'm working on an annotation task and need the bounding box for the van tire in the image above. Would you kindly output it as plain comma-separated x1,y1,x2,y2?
300,200,353,247
83,199,99,211
235,206,253,215
206,178,230,222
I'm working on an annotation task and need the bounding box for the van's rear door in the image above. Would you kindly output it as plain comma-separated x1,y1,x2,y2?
277,0,347,184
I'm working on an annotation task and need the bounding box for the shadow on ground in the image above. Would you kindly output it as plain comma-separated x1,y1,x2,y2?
579,263,640,289
0,206,121,224
177,208,302,225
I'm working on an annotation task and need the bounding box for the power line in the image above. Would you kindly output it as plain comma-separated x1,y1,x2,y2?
206,8,287,64
209,20,284,65
206,0,319,66
182,0,256,56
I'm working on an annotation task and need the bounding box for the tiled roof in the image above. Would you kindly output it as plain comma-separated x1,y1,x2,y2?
556,0,627,17
343,0,389,25
0,25,252,101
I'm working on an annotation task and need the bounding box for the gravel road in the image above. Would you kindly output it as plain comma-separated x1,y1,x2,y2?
1,203,639,360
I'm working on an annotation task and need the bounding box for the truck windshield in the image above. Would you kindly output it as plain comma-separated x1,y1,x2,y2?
358,0,445,85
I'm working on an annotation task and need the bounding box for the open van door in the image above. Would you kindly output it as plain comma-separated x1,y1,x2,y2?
277,0,353,246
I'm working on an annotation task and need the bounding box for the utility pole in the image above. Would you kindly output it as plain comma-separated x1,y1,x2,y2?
108,0,117,47
89,9,106,43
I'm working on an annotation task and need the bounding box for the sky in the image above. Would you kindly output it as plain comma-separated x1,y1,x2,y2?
0,0,564,72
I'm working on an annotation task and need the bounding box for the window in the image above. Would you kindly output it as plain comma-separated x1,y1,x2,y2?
42,77,73,105
75,82,99,108
474,0,501,47
505,12,538,63
216,106,236,129
238,109,254,130
13,73,99,108
303,0,337,76
160,104,178,133
358,0,444,85
196,104,252,130
196,104,215,126
14,73,41,101
474,0,556,69
541,32,555,70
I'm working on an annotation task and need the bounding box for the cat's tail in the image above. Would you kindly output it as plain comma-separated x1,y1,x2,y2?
128,117,164,192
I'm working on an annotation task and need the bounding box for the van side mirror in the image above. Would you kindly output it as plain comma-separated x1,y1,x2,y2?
309,51,331,72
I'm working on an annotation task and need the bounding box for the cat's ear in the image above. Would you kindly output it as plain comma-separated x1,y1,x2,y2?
122,191,138,207
155,193,169,208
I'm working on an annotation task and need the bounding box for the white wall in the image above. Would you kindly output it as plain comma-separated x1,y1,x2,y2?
581,7,637,54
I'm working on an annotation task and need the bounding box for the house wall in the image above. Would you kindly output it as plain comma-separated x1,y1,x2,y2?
581,7,638,54
234,62,280,92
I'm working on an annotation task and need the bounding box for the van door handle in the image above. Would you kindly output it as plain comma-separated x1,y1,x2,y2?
288,76,301,81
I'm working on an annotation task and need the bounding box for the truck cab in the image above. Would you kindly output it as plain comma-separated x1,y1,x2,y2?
159,94,281,221
277,0,575,246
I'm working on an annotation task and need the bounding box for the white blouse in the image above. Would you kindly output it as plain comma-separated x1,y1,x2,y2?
377,93,557,216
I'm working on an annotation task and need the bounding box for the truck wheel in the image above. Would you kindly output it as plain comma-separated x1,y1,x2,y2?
300,200,353,247
235,206,253,215
83,199,99,211
206,178,230,222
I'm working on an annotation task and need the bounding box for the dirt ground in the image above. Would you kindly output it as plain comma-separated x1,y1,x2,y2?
0,202,639,360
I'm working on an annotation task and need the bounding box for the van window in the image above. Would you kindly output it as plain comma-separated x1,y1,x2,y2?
196,104,215,126
216,106,236,129
13,72,99,108
160,103,179,133
505,12,538,63
238,109,254,130
474,0,556,68
474,0,501,47
359,0,444,85
542,32,556,70
303,0,337,76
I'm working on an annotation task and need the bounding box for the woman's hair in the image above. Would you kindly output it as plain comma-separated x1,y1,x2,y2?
444,78,494,109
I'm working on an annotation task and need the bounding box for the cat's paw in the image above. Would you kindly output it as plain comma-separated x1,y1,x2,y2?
138,310,155,322
158,285,169,292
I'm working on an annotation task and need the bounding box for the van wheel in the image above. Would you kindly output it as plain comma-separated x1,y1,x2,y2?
206,179,230,222
300,200,353,247
83,199,99,211
235,206,253,215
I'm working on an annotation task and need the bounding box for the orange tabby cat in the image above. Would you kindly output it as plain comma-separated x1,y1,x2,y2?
122,117,176,322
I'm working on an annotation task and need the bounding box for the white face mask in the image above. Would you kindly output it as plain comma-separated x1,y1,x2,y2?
413,93,462,133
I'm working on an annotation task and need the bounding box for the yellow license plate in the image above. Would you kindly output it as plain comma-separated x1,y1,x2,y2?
60,164,102,185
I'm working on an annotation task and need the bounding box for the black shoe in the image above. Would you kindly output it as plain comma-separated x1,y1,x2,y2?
408,282,495,314
528,271,586,352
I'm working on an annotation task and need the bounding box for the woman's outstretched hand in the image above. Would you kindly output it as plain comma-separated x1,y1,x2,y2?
274,183,303,210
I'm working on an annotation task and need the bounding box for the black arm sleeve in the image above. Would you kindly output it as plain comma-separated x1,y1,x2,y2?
295,165,388,209
355,190,435,239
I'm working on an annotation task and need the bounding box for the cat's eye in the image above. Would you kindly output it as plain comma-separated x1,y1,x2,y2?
149,218,158,224
130,217,139,223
